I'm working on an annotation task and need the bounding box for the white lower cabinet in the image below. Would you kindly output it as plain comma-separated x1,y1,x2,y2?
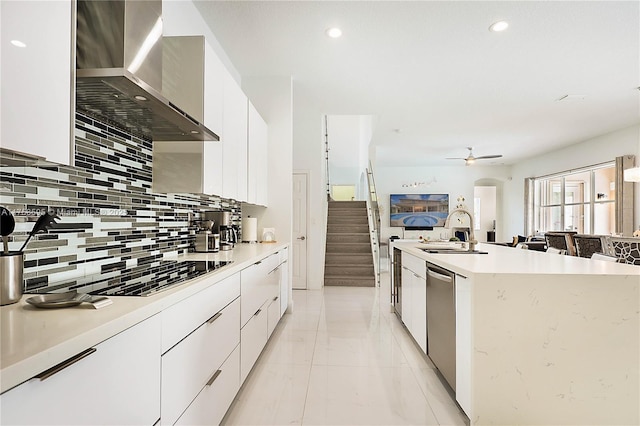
240,301,268,384
162,273,240,353
161,297,240,425
401,265,413,331
0,249,289,426
175,345,240,426
401,252,427,354
0,315,161,425
240,253,279,327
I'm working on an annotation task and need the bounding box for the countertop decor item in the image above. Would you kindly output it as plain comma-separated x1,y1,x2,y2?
242,217,258,243
19,211,60,252
25,291,112,309
262,227,276,243
0,251,23,306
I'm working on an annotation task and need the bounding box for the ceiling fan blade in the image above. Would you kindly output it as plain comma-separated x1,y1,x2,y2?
445,157,466,160
475,154,503,160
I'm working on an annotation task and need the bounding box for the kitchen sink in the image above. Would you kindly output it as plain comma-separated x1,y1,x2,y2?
421,249,488,254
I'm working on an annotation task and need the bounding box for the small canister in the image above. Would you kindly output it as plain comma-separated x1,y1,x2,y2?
1,252,24,306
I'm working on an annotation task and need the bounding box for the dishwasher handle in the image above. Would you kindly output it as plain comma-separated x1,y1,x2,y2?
427,268,454,283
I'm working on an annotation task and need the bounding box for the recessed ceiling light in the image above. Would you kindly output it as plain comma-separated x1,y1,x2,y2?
190,130,199,134
326,27,342,38
11,40,26,48
134,95,147,101
489,21,509,32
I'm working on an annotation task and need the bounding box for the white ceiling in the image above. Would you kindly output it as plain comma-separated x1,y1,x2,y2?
194,1,640,167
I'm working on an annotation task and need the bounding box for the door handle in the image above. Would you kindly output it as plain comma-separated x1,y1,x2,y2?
297,236,306,241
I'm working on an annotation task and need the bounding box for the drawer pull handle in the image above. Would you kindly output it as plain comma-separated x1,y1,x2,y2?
254,261,262,265
35,348,97,381
206,369,222,386
207,312,222,324
254,308,262,316
273,296,279,301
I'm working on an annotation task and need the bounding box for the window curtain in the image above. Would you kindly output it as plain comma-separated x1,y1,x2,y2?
616,155,635,236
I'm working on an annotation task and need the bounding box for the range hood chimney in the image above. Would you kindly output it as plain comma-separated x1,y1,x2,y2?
75,0,219,142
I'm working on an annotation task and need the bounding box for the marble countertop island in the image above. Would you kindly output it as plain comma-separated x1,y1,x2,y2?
393,242,639,425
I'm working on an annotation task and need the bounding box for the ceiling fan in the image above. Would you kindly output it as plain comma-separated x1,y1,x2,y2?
447,147,503,165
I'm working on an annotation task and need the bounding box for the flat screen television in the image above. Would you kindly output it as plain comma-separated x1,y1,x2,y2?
389,194,449,228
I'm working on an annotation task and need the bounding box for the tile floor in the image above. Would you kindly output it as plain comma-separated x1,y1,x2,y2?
222,271,469,425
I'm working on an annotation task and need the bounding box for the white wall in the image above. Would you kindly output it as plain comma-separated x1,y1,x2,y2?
474,186,497,243
325,115,375,200
376,165,511,243
504,124,640,237
241,77,293,243
167,0,241,84
292,87,327,290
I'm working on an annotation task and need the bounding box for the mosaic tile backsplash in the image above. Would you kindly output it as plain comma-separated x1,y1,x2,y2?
0,112,240,292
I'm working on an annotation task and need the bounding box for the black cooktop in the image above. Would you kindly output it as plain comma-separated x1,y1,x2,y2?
31,260,233,297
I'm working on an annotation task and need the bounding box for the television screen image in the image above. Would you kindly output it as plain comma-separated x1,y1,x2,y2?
389,194,449,228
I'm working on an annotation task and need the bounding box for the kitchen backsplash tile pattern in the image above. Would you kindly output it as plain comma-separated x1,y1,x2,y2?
0,112,239,292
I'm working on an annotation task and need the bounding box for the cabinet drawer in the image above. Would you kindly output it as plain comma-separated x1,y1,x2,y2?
175,345,240,426
240,253,279,326
0,316,161,425
402,252,426,278
161,297,240,426
162,273,240,352
240,301,268,384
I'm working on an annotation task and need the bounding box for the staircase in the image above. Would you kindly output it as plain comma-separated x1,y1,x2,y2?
324,201,375,287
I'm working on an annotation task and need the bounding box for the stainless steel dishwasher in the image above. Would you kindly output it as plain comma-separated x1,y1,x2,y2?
426,262,456,391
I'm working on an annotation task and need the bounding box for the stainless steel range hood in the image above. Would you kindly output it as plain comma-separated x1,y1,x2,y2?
75,0,218,142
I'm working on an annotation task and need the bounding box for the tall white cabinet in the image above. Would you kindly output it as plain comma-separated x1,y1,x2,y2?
222,68,249,202
248,101,269,206
1,0,73,165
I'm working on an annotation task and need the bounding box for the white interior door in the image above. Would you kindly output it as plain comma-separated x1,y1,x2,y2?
292,173,308,289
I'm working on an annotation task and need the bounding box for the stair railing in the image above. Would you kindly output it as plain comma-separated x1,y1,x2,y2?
324,115,332,201
366,163,381,286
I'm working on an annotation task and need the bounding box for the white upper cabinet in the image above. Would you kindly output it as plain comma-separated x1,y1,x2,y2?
248,101,269,206
222,68,248,202
1,0,73,165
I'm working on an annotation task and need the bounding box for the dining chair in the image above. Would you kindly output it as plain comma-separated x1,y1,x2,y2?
573,234,607,258
607,237,640,265
544,232,577,256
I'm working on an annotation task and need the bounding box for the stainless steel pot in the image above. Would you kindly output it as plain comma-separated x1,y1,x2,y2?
1,252,24,305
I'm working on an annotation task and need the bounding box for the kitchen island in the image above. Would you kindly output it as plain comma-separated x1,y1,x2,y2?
392,241,639,425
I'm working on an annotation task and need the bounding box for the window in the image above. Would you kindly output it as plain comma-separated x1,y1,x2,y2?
533,162,616,234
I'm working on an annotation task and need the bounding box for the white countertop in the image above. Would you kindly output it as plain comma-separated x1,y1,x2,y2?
0,242,287,394
393,241,640,277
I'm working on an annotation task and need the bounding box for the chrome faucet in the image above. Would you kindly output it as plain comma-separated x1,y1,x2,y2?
444,208,477,251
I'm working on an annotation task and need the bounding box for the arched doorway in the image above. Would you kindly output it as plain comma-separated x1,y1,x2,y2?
474,178,504,243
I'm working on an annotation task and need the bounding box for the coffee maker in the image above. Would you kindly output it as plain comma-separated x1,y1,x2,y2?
193,211,220,252
210,211,237,251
